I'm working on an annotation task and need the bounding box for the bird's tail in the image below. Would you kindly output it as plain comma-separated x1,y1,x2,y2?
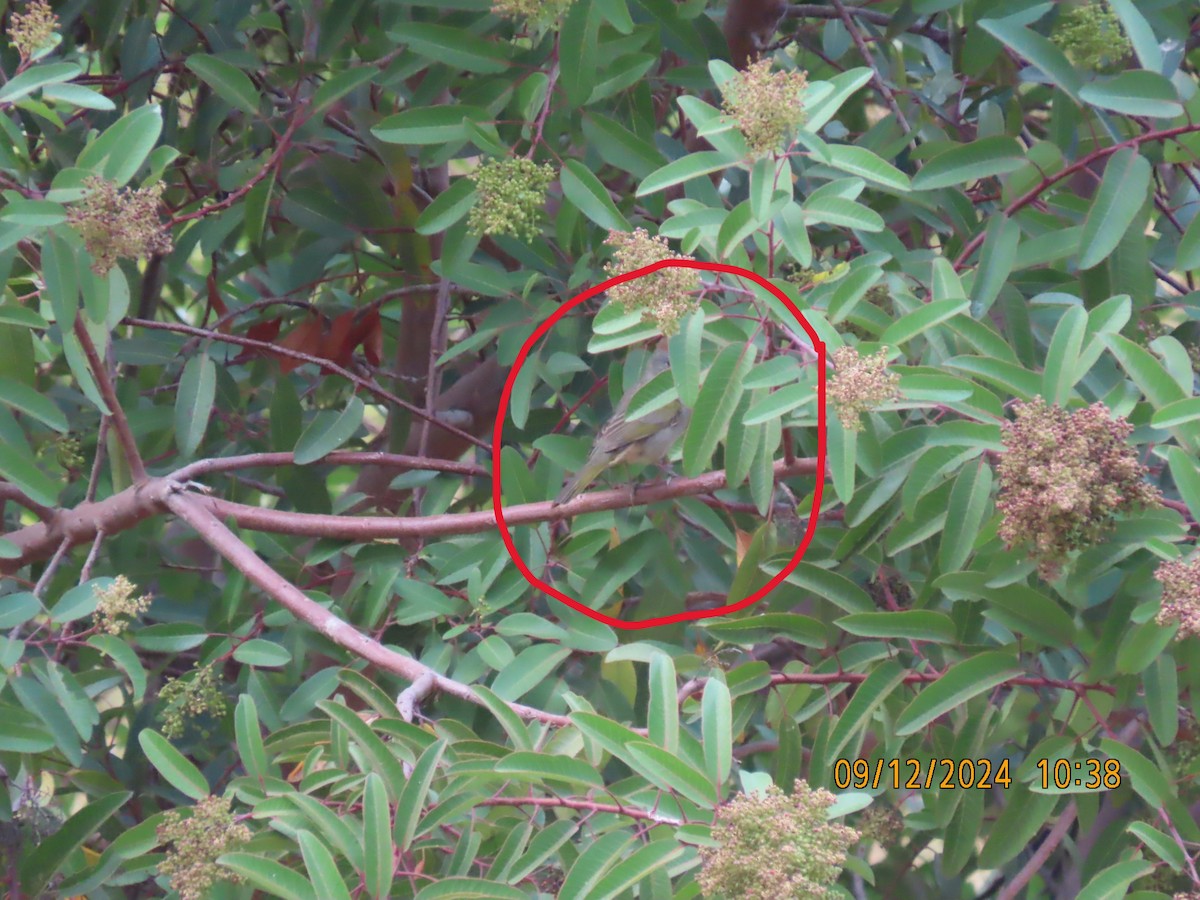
553,456,608,506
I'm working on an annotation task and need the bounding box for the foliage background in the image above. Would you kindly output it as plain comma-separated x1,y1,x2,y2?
1,0,1200,897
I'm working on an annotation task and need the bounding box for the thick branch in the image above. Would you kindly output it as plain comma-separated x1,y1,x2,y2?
3,456,821,570
163,490,572,726
181,457,825,541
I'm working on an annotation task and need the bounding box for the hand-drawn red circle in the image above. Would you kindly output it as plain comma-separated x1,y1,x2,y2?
492,258,827,630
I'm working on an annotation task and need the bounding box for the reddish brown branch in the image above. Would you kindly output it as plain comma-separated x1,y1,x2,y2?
163,488,572,726
953,123,1200,270
73,314,147,483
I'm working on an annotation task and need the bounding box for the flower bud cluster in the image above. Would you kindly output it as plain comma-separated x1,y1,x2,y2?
67,175,173,275
996,398,1160,580
721,59,810,156
157,795,252,900
698,779,859,900
93,574,153,635
603,227,699,334
8,0,57,59
828,345,900,430
491,0,575,30
468,157,556,242
1155,554,1200,640
1051,1,1131,72
158,662,228,739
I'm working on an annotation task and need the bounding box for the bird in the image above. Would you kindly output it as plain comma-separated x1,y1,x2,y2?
553,344,692,506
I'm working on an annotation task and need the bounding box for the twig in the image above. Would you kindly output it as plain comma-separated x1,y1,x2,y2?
954,122,1200,269
33,537,72,599
830,0,914,141
122,316,490,451
997,800,1078,900
74,315,146,482
79,529,104,583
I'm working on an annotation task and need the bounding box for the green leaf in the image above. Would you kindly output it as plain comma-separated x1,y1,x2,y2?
42,227,78,328
1105,333,1187,408
742,382,811,426
234,694,269,781
1098,738,1173,810
415,878,529,899
494,752,605,789
911,136,1026,191
243,170,275,246
310,68,377,117
137,730,210,800
638,151,738,197
1168,447,1200,521
297,830,353,900
559,0,598,106
701,677,732,787
216,853,316,900
804,68,872,132
1079,70,1182,119
561,159,627,231
0,62,82,105
1126,821,1185,870
398,23,511,73
320,701,410,801
0,199,66,226
232,639,292,667
1107,0,1162,72
969,214,1020,316
558,832,636,899
294,396,364,464
582,114,666,179
1079,148,1152,270
718,200,757,256
416,176,476,235
1042,304,1087,404
185,54,261,116
895,652,1022,735
363,772,394,900
1176,211,1200,272
937,461,992,573
0,376,67,432
584,840,686,900
50,577,108,624
491,644,570,701
395,739,447,852
372,105,490,145
648,652,679,753
42,81,115,110
681,342,756,476
625,741,719,808
803,195,885,232
0,592,41,628
1075,860,1153,900
0,303,49,329
703,613,827,648
19,791,130,897
978,18,1082,101
823,144,911,192
76,104,163,186
174,353,216,458
826,660,907,760
837,611,956,643
0,437,59,507
881,299,969,347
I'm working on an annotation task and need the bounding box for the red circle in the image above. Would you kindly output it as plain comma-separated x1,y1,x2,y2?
491,258,827,630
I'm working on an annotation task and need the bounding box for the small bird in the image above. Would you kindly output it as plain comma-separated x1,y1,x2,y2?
553,345,692,506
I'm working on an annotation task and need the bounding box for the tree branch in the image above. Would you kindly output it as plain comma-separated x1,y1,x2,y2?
74,314,146,483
